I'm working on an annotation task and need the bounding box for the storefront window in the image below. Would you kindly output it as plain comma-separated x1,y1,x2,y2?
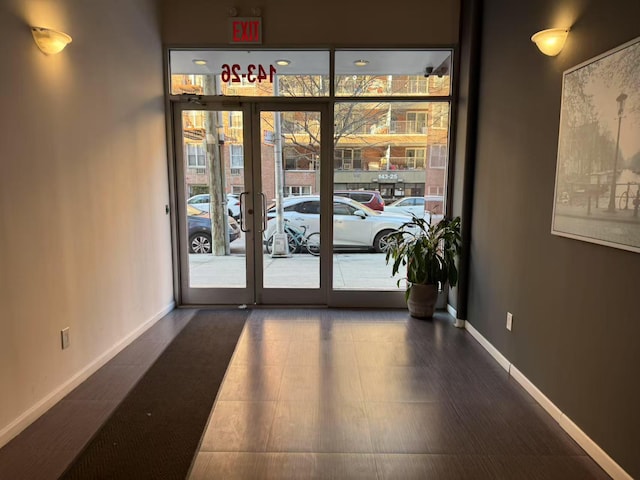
335,49,452,97
169,50,330,97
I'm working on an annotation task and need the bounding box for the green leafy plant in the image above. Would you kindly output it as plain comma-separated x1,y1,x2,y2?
384,216,462,299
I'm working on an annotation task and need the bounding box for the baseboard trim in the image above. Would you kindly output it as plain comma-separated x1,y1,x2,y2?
464,320,632,480
446,304,466,328
557,413,633,480
463,320,510,371
0,301,175,448
509,365,563,423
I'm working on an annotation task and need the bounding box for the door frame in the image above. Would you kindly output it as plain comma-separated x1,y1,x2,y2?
170,98,332,306
172,100,253,305
252,101,332,305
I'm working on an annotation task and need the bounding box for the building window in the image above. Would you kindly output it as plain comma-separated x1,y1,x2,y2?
406,77,429,94
228,111,242,130
406,112,427,134
190,184,208,196
285,186,312,196
334,149,362,170
230,144,243,168
229,144,243,175
186,143,206,167
429,144,447,168
430,103,449,129
404,184,425,197
429,76,446,93
428,185,444,195
284,148,314,170
406,148,426,169
231,185,244,195
185,111,205,129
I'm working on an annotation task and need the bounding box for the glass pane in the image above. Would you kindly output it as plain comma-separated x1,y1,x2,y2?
335,49,452,97
182,110,247,288
333,101,450,290
262,111,321,288
170,50,330,97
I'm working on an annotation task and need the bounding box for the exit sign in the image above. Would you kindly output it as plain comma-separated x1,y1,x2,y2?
229,17,262,44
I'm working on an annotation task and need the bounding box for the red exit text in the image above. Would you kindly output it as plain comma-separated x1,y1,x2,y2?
229,18,262,44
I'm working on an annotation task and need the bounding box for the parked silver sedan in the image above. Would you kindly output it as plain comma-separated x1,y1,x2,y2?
384,196,428,217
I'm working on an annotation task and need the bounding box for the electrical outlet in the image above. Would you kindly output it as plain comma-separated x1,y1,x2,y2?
61,327,70,349
506,312,513,331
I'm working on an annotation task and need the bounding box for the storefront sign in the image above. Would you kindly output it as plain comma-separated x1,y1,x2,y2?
378,172,399,181
229,17,262,44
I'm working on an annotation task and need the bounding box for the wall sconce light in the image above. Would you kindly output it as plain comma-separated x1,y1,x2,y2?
31,27,72,55
531,28,569,56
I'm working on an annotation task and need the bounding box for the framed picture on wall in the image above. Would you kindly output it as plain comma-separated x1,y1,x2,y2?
552,35,640,253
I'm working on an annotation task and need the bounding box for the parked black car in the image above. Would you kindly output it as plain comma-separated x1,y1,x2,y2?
188,206,241,254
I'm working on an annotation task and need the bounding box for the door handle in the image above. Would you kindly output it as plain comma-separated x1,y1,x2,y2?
239,192,250,232
259,193,268,233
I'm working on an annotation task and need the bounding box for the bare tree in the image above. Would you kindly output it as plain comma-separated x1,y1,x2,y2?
268,74,449,167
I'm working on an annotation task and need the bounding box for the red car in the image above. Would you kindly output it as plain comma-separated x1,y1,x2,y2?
334,190,385,211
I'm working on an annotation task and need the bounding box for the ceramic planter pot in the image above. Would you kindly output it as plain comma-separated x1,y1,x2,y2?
407,283,438,318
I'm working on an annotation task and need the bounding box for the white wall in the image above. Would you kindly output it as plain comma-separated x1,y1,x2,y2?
0,0,173,444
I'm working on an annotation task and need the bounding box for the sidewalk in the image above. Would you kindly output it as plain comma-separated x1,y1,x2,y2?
189,251,406,290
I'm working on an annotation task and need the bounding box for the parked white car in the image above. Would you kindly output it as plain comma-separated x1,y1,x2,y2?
264,195,410,252
384,195,446,223
187,193,241,218
384,196,429,218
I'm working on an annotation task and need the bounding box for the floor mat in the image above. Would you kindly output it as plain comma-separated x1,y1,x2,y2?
60,309,247,480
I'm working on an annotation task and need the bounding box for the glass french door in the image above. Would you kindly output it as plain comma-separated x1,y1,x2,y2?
174,101,328,305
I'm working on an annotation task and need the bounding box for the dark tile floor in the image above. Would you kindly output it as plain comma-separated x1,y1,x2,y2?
0,308,611,480
189,309,611,479
0,308,196,480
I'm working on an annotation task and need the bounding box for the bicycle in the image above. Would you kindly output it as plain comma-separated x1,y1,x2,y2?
618,183,639,210
265,219,320,256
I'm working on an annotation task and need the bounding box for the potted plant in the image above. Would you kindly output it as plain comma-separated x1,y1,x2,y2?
384,215,462,318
